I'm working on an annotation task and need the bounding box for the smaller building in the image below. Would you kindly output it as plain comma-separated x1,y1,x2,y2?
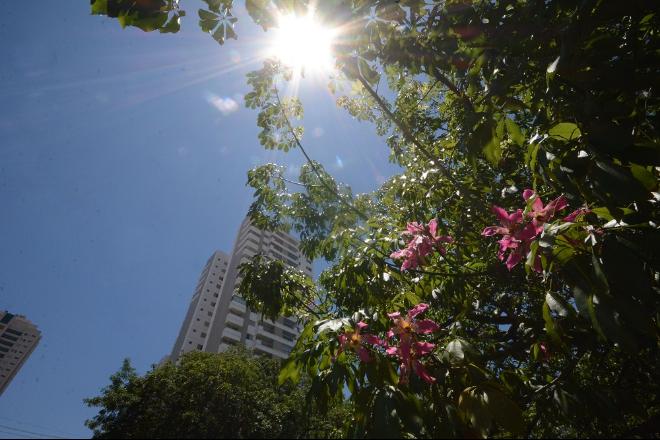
0,311,41,395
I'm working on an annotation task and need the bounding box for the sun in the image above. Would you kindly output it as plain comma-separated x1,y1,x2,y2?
268,12,337,73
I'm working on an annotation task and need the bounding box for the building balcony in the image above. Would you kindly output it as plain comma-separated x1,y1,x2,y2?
225,313,244,328
221,327,242,343
253,341,290,359
228,299,246,315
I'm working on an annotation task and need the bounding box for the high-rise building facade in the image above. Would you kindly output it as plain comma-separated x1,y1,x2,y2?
170,251,230,360
171,217,313,361
0,312,41,395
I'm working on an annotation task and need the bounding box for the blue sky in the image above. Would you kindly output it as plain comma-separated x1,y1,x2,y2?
0,1,398,438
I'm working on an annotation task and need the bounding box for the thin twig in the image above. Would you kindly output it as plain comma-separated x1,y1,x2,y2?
273,86,369,221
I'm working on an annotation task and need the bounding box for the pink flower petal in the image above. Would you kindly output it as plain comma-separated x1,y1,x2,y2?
406,222,425,235
407,303,429,319
522,189,535,201
357,347,372,363
385,346,398,356
399,339,412,363
356,321,368,330
362,334,382,346
415,319,440,334
491,205,510,223
428,219,438,237
483,226,505,236
532,196,544,212
390,249,407,259
506,251,522,270
518,222,540,242
546,195,568,216
508,209,524,224
564,208,590,222
413,341,436,356
413,360,436,384
388,312,401,320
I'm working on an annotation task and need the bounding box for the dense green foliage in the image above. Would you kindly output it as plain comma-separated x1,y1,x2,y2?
92,1,659,437
84,348,350,438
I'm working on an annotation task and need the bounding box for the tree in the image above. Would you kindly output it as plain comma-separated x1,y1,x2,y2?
84,348,351,438
92,1,659,438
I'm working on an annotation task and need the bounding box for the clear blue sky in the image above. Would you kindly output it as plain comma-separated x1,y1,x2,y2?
0,1,398,438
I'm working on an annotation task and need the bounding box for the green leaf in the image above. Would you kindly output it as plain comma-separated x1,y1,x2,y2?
483,134,502,166
548,123,581,141
199,9,219,32
485,387,525,435
630,164,657,191
278,357,301,385
542,301,560,344
505,118,525,146
546,292,571,317
458,387,489,438
445,338,476,364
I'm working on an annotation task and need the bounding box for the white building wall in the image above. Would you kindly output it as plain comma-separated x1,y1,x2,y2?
171,216,312,362
206,218,313,360
0,312,41,395
170,251,229,361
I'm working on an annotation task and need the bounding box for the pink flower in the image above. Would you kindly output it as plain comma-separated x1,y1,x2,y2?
483,190,570,271
390,219,453,271
523,189,569,233
387,303,440,336
482,205,538,270
385,304,439,384
337,321,381,363
563,208,591,223
481,206,524,237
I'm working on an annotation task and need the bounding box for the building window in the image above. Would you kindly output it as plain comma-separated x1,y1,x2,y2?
208,311,213,316
201,332,207,338
204,321,210,327
197,344,203,350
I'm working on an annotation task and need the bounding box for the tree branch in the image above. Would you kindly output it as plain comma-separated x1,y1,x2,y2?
273,87,369,221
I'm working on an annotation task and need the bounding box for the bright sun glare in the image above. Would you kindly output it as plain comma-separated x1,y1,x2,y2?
269,13,337,72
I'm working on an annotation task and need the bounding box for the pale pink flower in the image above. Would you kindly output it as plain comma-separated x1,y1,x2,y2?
390,219,453,271
337,321,381,363
385,304,439,384
482,204,538,270
522,189,569,232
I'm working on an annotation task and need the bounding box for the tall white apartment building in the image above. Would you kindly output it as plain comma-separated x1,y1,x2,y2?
0,312,41,395
170,251,230,360
171,217,313,361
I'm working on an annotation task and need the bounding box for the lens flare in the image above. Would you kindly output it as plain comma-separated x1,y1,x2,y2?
268,13,336,73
